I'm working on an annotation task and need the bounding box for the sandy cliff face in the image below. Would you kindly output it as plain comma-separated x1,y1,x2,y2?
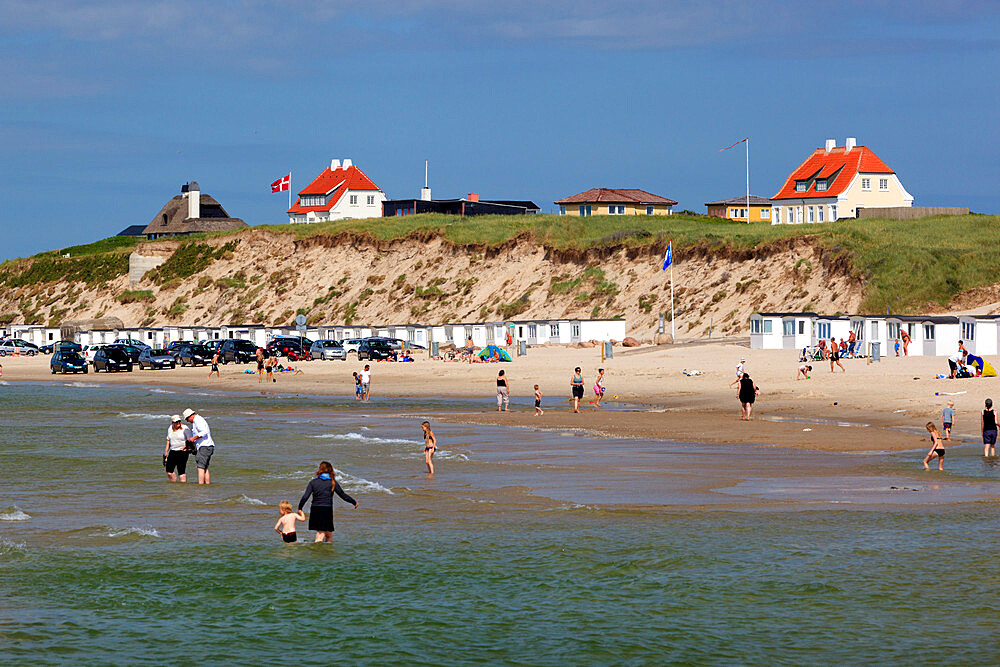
0,230,862,339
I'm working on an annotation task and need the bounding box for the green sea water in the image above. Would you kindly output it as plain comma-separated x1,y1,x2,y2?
3,381,1000,664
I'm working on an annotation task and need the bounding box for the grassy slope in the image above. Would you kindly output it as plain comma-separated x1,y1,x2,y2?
1,213,997,313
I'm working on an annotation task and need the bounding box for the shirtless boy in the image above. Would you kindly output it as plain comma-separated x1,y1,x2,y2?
421,421,436,476
274,500,306,543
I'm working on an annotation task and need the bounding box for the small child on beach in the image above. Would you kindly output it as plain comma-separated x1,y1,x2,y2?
534,384,543,416
353,372,362,400
796,364,812,380
274,500,305,543
894,339,901,357
942,401,955,440
593,368,605,407
923,422,946,471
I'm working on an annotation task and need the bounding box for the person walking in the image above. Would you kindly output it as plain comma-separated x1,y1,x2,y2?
923,422,946,471
829,337,845,373
163,415,191,483
183,408,215,485
360,364,371,400
298,461,358,543
738,373,759,421
422,421,437,476
496,369,510,412
982,398,998,457
570,367,584,413
208,351,220,379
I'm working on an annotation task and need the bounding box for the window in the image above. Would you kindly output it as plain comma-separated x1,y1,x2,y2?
646,205,654,215
924,324,935,340
861,178,871,191
798,320,805,334
817,322,831,339
796,182,807,192
608,205,624,215
730,208,737,218
808,207,815,222
751,319,761,334
879,178,889,191
888,322,900,339
816,180,828,191
962,322,976,341
752,319,773,334
871,322,879,338
349,195,358,205
571,324,581,337
830,204,837,220
783,320,795,336
788,208,796,224
367,195,375,205
817,206,824,222
528,324,537,338
495,325,504,338
761,208,770,219
301,195,327,207
579,205,592,216
559,205,566,215
550,324,559,337
763,319,772,334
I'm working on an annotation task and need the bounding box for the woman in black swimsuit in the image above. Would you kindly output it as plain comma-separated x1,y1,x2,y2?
738,373,759,421
298,461,358,543
923,422,945,471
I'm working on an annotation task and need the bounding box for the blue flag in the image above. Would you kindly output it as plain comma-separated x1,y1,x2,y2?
662,241,672,270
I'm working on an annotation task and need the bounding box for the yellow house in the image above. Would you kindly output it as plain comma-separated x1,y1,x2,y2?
705,195,772,222
555,188,676,216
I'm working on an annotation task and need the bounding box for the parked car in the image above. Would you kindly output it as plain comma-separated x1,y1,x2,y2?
114,338,151,351
0,338,40,356
357,339,394,361
202,339,223,355
309,339,347,361
174,344,212,367
92,346,133,372
341,338,364,354
138,348,176,370
165,340,195,354
117,344,145,363
218,338,258,364
267,336,314,358
50,350,88,374
41,340,82,354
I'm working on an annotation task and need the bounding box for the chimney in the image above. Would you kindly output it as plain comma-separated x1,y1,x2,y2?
825,139,836,152
467,193,479,202
845,137,856,152
342,158,353,169
330,159,341,171
187,181,200,219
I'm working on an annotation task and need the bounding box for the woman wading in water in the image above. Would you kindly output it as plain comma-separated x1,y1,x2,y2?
298,461,358,542
570,367,584,413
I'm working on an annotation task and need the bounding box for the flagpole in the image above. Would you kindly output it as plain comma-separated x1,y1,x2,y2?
745,137,750,225
670,263,675,340
288,171,292,211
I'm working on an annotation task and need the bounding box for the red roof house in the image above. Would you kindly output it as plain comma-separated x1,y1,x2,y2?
287,159,386,223
555,188,677,216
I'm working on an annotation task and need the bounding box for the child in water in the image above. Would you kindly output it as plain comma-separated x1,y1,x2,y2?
923,422,946,471
942,401,955,440
534,384,544,416
422,421,436,476
274,500,305,543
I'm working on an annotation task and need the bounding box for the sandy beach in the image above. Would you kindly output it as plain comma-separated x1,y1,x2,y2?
3,341,987,452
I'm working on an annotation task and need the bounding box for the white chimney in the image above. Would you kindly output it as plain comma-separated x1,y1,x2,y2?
330,159,341,171
825,139,836,152
187,181,200,219
845,137,856,152
342,158,352,169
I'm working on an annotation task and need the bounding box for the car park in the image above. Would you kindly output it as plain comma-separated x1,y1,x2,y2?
0,338,40,356
357,339,394,361
50,350,88,374
174,343,212,367
218,338,258,364
92,346,133,372
138,348,176,370
309,339,347,361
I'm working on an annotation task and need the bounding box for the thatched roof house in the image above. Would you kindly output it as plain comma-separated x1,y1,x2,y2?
141,181,247,240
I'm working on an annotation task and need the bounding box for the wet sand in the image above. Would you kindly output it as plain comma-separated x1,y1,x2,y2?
2,340,989,453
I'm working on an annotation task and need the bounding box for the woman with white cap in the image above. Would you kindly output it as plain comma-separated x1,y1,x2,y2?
183,408,215,485
164,414,192,482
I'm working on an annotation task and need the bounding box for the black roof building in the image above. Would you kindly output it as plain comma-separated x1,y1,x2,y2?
383,196,539,217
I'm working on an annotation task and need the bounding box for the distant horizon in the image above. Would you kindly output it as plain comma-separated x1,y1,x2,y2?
1,1,998,261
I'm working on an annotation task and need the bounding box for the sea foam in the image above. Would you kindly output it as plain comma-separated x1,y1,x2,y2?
118,412,174,420
98,526,161,539
334,468,395,495
310,432,420,446
0,506,31,521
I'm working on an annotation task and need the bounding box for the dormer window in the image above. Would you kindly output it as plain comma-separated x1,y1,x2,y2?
816,180,827,192
301,195,327,207
795,182,807,192
161,214,168,226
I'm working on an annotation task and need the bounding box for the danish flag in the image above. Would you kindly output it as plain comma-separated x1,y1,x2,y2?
271,173,290,193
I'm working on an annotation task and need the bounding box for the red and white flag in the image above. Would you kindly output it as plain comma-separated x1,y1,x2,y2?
271,173,290,193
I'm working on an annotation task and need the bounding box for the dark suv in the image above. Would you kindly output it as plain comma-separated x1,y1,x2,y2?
93,346,133,372
175,343,212,367
267,337,313,358
357,339,393,361
219,338,258,364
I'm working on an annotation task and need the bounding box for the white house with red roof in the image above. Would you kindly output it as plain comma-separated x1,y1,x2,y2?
287,159,386,223
770,138,912,225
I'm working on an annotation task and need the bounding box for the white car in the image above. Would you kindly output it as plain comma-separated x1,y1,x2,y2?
341,338,364,354
84,344,109,362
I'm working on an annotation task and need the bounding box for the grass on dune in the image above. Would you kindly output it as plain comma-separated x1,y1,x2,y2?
2,213,998,314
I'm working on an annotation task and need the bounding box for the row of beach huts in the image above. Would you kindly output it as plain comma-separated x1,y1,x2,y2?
2,318,627,351
751,312,990,357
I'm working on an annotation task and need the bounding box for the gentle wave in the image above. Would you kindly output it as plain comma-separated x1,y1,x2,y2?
208,494,268,507
63,382,100,388
334,468,395,495
118,412,174,420
0,506,31,521
149,388,177,394
311,432,420,445
96,526,161,539
0,537,27,555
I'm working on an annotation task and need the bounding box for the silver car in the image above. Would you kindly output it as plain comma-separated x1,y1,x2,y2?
310,339,347,361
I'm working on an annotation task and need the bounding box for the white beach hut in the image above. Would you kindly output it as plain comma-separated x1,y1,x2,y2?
920,316,960,357
959,315,999,357
749,313,783,349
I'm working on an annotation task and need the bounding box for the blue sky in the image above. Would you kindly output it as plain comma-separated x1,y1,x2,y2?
1,0,998,260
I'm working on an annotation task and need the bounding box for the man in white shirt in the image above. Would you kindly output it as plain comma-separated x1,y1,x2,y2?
360,364,371,401
183,408,216,485
948,351,966,380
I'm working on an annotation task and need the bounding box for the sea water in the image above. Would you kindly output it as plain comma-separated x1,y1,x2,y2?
3,381,1000,664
